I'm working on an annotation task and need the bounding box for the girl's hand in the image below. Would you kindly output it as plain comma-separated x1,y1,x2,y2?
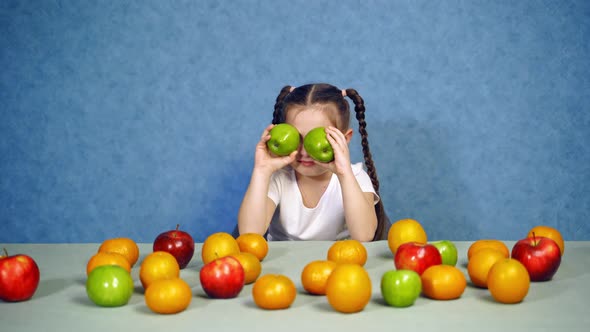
322,126,353,176
253,124,297,175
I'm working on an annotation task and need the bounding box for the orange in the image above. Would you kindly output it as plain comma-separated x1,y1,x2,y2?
421,265,467,300
140,251,180,290
230,252,262,284
86,252,131,276
467,239,509,261
327,239,368,266
252,274,296,310
145,278,192,314
201,232,241,265
325,264,372,313
467,248,506,288
98,237,140,267
236,233,269,261
527,225,564,255
487,258,530,304
300,260,338,295
387,218,427,254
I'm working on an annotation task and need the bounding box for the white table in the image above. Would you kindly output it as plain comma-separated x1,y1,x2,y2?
1,241,588,331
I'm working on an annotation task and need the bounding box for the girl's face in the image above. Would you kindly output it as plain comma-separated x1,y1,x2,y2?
285,107,338,178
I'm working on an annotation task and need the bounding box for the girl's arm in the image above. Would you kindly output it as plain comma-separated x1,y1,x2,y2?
238,168,277,235
337,172,378,242
238,125,297,235
325,126,377,241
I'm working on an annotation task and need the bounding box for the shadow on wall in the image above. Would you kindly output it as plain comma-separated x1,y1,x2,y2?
204,117,482,242
187,157,252,242
372,117,480,241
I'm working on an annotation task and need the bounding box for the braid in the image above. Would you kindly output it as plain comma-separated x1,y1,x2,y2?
345,88,389,240
345,89,379,193
272,85,293,124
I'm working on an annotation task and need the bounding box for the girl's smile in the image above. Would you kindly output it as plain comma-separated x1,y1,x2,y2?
298,159,316,167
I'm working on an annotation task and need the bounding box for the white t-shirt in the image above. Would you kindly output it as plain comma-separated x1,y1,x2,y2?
266,163,379,241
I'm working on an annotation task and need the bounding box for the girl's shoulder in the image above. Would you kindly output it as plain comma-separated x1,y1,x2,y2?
271,166,295,181
351,162,367,176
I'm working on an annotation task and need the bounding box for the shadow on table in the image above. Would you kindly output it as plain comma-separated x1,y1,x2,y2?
261,246,289,262
71,294,98,307
34,278,71,300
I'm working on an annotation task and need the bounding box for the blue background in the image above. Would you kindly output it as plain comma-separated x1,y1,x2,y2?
1,0,589,243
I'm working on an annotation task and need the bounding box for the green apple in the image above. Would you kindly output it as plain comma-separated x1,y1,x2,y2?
267,123,300,156
86,265,134,307
380,269,422,307
432,240,458,266
303,127,334,162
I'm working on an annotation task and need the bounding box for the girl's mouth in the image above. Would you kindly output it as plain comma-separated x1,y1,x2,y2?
298,160,316,167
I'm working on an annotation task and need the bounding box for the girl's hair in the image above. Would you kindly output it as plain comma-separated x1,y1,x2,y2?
272,83,389,240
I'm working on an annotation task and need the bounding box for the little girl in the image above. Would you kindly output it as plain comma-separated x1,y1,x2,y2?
238,83,389,241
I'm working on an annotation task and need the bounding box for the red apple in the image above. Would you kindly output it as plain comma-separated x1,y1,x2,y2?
153,224,195,269
0,249,41,302
511,234,561,281
394,242,442,275
199,256,245,299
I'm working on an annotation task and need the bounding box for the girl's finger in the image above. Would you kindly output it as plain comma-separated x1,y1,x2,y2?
261,124,275,138
326,127,346,149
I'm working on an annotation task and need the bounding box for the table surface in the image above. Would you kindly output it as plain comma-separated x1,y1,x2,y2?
1,240,588,332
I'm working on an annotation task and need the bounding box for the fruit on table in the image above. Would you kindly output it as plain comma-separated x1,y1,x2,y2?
327,239,368,266
145,278,192,314
267,123,301,156
301,260,337,295
98,237,140,267
387,218,428,254
431,240,458,266
487,258,530,304
252,274,297,310
326,264,372,313
0,249,40,302
394,242,442,275
303,127,334,162
236,233,269,261
527,225,564,255
153,224,195,269
230,252,262,284
140,251,180,290
421,265,466,300
467,239,509,261
467,248,506,288
201,232,240,265
380,269,421,307
200,256,245,299
86,265,133,307
86,251,131,276
511,235,561,281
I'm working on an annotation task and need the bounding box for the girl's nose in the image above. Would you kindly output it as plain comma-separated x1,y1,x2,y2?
298,143,309,157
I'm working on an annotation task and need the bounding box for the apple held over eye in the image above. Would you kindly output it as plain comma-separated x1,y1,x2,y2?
431,240,458,266
153,224,195,269
86,265,134,307
267,123,300,156
511,235,561,281
0,249,40,302
394,242,442,275
200,256,245,299
380,269,422,307
303,127,334,163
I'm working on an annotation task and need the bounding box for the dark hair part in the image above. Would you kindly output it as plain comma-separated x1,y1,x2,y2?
273,83,389,240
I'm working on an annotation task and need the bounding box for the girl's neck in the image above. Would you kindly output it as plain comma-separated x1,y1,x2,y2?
294,170,333,208
294,170,332,184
